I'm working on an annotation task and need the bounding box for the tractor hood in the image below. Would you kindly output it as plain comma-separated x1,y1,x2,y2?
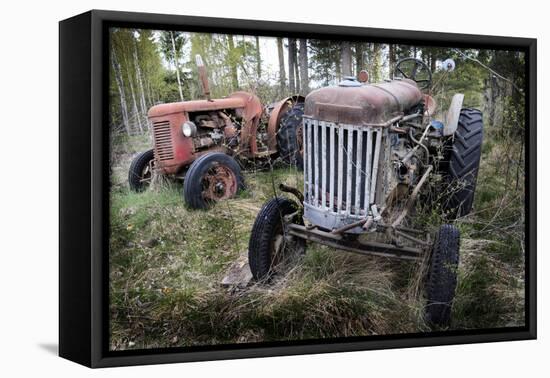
148,91,262,119
304,78,422,125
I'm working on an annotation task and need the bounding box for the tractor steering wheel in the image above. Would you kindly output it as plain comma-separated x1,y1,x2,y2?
393,58,432,90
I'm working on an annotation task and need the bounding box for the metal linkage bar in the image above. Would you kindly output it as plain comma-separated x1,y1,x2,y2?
391,165,433,228
287,223,423,261
369,129,382,204
279,183,304,203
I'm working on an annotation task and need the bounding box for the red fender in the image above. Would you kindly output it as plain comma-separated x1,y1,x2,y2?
266,95,305,152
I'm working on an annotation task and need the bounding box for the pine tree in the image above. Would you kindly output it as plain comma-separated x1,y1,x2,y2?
226,35,239,91
355,43,365,77
255,36,261,79
341,41,352,77
277,37,286,91
160,31,186,101
299,39,309,94
288,38,297,93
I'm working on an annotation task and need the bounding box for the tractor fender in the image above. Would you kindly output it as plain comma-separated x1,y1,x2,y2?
443,93,464,136
267,95,305,151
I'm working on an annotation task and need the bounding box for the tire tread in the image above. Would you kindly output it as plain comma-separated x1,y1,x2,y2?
183,152,244,209
128,149,154,192
445,108,484,218
426,224,460,327
248,197,297,280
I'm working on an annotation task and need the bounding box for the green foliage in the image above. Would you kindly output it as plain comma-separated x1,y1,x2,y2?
109,168,426,349
432,57,486,109
309,40,341,85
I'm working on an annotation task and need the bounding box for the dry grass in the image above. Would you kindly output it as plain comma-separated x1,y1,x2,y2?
109,132,525,351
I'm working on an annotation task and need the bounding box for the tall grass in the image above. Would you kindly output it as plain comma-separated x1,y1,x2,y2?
109,130,525,350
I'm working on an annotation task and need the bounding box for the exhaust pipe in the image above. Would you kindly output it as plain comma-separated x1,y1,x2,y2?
195,54,212,101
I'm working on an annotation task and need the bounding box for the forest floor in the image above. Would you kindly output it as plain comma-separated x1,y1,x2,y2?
108,134,525,351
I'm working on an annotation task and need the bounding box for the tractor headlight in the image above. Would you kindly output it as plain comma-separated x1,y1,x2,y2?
182,121,197,137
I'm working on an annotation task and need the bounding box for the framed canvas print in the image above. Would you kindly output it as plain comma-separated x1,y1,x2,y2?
59,9,537,368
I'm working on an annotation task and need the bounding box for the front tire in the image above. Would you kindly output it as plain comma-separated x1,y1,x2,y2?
248,197,305,281
128,149,154,192
183,152,244,210
425,224,460,327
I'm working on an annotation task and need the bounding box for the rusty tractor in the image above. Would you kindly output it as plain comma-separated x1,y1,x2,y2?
248,58,484,327
129,55,304,209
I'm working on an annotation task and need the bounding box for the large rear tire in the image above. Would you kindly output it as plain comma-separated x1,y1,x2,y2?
248,197,305,281
128,149,154,192
277,102,304,169
183,152,244,210
425,224,460,327
443,108,483,218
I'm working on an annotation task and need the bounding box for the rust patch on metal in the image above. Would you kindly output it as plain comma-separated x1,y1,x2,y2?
229,92,263,157
201,163,238,202
266,95,305,151
423,94,437,116
358,70,369,83
304,79,422,124
150,112,194,175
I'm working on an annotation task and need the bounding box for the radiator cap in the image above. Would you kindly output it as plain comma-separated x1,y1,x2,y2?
339,76,362,87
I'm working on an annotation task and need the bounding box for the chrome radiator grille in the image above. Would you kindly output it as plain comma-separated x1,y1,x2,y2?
303,118,385,230
152,120,175,161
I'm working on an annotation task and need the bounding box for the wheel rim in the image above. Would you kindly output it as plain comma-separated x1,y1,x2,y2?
269,223,304,275
271,232,285,269
139,161,153,186
201,163,238,202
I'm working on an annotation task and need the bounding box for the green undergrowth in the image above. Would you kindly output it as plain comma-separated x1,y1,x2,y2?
109,132,525,350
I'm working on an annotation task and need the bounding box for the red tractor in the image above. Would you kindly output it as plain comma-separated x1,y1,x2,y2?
129,55,304,209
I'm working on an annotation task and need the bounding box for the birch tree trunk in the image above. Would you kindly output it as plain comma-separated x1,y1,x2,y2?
145,78,153,108
389,44,396,73
111,47,130,136
227,35,239,91
355,42,364,76
294,56,300,93
121,49,143,133
277,38,286,90
255,36,262,79
128,76,142,133
288,38,296,93
170,31,184,101
299,39,308,94
133,38,149,130
371,44,382,83
335,59,341,82
430,51,436,72
341,41,352,77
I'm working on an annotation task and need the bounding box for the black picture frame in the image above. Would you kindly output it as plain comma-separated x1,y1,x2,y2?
59,9,537,368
